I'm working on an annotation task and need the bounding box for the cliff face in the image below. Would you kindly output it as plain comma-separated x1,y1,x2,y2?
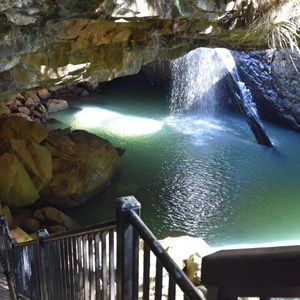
1,0,294,102
235,50,300,131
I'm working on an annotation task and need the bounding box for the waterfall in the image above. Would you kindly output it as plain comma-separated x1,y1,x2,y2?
216,48,259,119
216,48,273,147
169,47,273,147
169,48,226,115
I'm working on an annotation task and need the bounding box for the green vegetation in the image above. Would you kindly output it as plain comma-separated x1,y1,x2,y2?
247,0,300,55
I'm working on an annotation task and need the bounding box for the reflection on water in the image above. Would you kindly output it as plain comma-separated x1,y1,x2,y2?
50,85,300,247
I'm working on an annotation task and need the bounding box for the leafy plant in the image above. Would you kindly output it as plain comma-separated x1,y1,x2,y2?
244,0,300,68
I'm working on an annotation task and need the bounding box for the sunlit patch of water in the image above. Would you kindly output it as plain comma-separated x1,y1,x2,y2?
72,106,164,136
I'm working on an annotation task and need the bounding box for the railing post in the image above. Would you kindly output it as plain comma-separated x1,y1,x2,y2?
37,229,49,300
116,196,141,300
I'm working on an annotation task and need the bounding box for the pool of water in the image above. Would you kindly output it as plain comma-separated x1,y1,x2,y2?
49,76,300,247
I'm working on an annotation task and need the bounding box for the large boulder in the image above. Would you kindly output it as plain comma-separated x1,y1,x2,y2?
0,152,39,207
39,128,122,208
0,116,49,143
0,116,121,209
46,99,68,113
9,138,52,191
0,117,51,207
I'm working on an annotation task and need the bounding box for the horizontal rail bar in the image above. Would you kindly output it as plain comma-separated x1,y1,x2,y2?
127,210,202,300
42,220,116,242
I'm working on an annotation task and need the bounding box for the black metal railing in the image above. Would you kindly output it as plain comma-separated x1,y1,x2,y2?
7,220,117,300
116,196,202,300
0,196,203,300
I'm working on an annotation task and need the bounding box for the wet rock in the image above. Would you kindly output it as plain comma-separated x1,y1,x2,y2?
37,88,51,100
33,207,80,230
18,106,30,115
234,50,300,131
46,99,68,113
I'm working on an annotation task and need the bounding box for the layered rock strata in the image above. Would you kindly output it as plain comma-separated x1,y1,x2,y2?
1,0,299,101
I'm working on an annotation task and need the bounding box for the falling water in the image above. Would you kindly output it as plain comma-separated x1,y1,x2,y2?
216,48,273,147
169,47,273,146
216,48,259,119
169,48,227,114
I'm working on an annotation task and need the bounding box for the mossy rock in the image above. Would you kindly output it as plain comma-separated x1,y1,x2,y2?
0,116,49,143
0,153,39,207
40,129,122,208
9,138,52,192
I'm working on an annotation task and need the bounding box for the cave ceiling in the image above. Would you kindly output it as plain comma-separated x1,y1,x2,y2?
0,0,299,101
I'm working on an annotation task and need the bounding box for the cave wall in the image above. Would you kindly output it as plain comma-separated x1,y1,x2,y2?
235,50,300,131
0,0,300,130
0,0,283,103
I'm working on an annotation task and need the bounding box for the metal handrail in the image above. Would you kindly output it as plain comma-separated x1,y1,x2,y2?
116,196,203,300
0,197,202,300
128,209,202,300
42,219,116,242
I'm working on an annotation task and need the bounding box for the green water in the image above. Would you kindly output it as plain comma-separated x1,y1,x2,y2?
49,77,300,248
